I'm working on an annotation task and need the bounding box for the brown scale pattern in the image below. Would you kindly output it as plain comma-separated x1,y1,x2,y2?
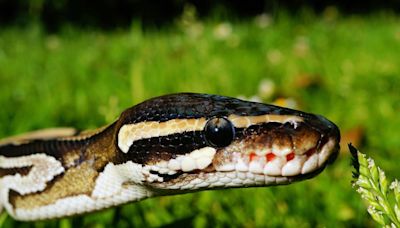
6,124,120,210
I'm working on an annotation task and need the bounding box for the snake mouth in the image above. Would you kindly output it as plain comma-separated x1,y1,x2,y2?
148,136,339,191
211,136,338,178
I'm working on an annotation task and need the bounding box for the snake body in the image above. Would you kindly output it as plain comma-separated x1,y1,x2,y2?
0,93,340,221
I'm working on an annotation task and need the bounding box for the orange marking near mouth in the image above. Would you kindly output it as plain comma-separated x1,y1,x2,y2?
286,152,295,161
249,152,257,161
266,153,275,162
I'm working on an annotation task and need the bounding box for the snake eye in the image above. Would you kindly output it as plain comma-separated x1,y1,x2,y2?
204,117,235,148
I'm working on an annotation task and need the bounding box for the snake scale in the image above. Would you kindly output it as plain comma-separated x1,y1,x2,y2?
0,93,340,221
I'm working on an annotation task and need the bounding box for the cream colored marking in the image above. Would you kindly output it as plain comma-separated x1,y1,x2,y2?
318,138,336,166
301,153,318,174
14,184,152,221
272,145,292,156
0,154,65,217
249,161,263,174
92,162,146,198
227,114,303,128
118,114,303,153
168,159,180,170
281,156,306,176
217,163,235,172
11,162,98,211
118,118,207,153
235,158,249,172
263,157,284,176
154,171,289,191
181,156,196,172
152,147,216,173
8,161,154,220
0,128,77,146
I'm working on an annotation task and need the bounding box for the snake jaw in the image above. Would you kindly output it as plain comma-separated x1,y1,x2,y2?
147,123,339,191
148,136,338,192
148,107,340,191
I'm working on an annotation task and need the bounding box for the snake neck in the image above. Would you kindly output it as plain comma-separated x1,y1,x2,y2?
0,122,120,173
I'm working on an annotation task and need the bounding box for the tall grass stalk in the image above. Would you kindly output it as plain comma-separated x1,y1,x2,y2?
350,144,400,227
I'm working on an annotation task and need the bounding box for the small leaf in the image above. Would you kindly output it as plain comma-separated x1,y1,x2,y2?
357,187,375,203
368,201,384,212
394,205,400,222
359,165,370,178
357,153,370,177
391,181,400,204
377,196,391,215
357,151,368,167
379,168,388,195
368,158,379,184
368,206,386,226
357,177,372,189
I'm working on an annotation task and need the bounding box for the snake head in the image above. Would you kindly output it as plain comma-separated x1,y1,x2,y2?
116,93,340,192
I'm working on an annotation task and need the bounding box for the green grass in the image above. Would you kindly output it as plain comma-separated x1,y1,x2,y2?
1,9,400,227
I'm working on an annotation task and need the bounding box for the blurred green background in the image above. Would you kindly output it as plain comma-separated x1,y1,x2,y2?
1,1,400,227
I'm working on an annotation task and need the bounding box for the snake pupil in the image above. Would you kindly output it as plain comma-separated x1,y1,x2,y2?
204,117,235,147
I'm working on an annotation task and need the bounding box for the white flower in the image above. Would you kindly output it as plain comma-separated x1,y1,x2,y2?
213,23,232,40
254,14,272,28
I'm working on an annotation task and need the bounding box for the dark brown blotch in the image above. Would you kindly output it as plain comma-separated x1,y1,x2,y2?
291,124,320,154
0,166,32,178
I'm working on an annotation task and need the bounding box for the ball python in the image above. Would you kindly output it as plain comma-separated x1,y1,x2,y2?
0,93,340,221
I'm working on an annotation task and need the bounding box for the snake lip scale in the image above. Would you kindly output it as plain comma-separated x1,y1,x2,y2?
0,93,340,221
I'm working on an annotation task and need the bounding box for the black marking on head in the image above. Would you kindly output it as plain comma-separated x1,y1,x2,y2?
150,170,184,182
118,93,308,125
118,131,209,164
0,140,84,158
